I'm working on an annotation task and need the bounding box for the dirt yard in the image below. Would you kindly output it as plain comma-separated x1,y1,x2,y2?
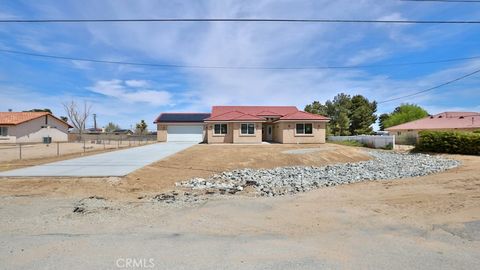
0,143,370,199
0,145,478,269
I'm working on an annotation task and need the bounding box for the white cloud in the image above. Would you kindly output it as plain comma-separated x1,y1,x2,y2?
346,48,388,66
3,0,479,126
88,80,171,106
125,80,149,88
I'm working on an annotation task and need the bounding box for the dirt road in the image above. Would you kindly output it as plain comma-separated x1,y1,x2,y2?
0,152,478,269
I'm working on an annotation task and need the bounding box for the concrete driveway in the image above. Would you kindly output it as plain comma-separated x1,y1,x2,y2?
0,142,196,177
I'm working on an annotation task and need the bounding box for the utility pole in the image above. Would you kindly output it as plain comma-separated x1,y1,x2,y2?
93,113,97,131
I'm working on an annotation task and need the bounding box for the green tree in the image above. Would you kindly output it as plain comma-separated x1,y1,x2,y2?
105,122,120,133
305,93,377,136
304,101,328,116
382,104,429,129
330,93,352,136
135,120,148,135
378,113,390,131
349,95,377,135
24,108,52,113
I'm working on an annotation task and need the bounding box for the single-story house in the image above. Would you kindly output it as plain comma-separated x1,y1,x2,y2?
154,106,329,144
0,112,72,144
386,111,480,138
113,129,134,135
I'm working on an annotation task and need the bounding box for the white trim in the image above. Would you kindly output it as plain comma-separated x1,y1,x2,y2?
240,123,255,135
276,119,328,122
295,123,313,135
213,123,228,135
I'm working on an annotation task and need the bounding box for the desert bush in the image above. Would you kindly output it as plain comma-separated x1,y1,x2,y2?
416,131,480,155
329,140,366,147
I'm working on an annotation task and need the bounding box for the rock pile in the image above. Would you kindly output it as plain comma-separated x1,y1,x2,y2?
177,151,459,197
73,196,115,214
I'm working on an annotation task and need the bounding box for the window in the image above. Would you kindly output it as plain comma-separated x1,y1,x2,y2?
214,124,227,135
0,127,8,136
296,123,313,134
241,123,255,135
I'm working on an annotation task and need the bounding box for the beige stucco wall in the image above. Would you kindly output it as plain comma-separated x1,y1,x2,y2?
388,128,479,138
205,121,327,144
232,123,262,144
277,121,326,144
157,124,167,142
0,115,69,144
206,123,233,143
388,128,480,145
0,132,16,143
273,123,283,143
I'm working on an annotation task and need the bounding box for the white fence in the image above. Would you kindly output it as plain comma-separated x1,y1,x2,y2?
328,135,395,149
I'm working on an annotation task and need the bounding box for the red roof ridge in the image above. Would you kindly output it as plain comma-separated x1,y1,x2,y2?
230,112,265,120
0,112,72,127
386,111,480,131
278,110,330,120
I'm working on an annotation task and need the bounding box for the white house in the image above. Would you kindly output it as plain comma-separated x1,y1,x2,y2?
0,112,72,144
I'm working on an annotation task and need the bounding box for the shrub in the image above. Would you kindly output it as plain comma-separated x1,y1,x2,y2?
382,143,394,150
416,131,480,155
330,140,365,147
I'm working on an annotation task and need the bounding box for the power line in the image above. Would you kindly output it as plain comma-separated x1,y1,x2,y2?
401,0,480,3
378,67,480,103
1,18,480,24
2,48,480,70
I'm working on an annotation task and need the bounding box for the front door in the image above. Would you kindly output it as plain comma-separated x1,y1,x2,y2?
266,125,273,141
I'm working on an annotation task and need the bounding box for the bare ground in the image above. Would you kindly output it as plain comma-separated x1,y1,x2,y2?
0,149,478,269
0,143,370,199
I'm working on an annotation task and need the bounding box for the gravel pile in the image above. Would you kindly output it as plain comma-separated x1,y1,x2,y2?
177,151,460,197
73,196,117,214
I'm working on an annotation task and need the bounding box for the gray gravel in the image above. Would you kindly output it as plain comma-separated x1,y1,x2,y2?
177,151,460,197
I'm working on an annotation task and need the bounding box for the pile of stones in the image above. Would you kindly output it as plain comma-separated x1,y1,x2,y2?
176,151,460,197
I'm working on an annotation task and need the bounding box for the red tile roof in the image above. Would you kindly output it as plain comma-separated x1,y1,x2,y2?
386,112,480,131
204,106,329,122
0,112,72,127
279,110,330,121
205,111,265,121
211,106,298,117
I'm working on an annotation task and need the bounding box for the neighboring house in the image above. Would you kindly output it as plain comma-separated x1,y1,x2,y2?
386,112,480,138
112,129,133,135
154,106,329,144
0,112,72,144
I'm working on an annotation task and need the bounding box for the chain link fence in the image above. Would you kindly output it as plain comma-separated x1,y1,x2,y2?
0,135,157,163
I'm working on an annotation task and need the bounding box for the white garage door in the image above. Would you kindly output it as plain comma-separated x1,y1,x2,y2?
167,125,204,142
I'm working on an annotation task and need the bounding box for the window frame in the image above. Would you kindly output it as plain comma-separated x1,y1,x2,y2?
213,123,228,135
295,123,313,135
240,123,255,135
0,126,8,136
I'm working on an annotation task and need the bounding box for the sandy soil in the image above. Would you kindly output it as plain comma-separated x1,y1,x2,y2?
0,143,371,199
0,141,155,171
0,152,478,269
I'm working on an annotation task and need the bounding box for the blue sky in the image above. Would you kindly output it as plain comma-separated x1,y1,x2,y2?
0,0,479,130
